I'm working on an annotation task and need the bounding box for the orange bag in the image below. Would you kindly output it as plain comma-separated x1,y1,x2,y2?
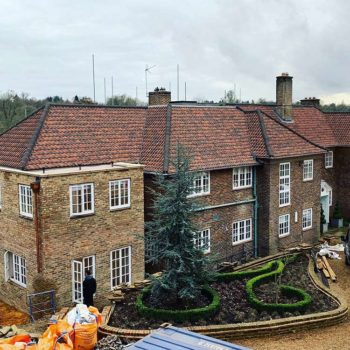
72,307,101,350
0,335,31,345
37,320,73,350
0,345,19,350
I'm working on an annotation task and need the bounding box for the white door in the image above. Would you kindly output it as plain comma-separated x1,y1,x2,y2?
72,256,96,303
72,260,83,303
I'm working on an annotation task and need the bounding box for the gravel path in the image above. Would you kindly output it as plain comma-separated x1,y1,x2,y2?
237,253,350,350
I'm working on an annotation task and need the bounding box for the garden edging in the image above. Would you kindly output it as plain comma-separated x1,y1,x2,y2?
98,253,349,342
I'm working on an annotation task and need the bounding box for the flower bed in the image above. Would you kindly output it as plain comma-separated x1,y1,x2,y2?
108,254,338,329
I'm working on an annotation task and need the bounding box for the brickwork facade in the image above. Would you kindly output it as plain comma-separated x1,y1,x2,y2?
257,155,323,256
0,165,145,311
144,168,256,266
335,147,350,220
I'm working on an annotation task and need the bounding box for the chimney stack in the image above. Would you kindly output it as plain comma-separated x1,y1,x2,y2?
148,87,171,106
276,73,293,121
300,97,320,107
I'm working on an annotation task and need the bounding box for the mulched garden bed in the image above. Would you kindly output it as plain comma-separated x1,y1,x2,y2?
108,254,338,330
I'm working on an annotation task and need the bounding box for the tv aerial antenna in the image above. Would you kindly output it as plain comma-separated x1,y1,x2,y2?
145,64,156,97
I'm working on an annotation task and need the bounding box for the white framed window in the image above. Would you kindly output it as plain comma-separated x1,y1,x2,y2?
233,167,252,189
72,255,96,303
109,179,131,210
302,208,312,230
194,228,211,253
279,163,290,207
188,172,210,197
232,219,252,245
19,185,33,218
4,251,27,288
69,183,94,217
303,159,313,181
110,246,131,289
325,151,333,169
279,214,290,237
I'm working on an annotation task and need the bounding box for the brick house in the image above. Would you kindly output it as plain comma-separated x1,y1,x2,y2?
1,73,350,310
0,105,146,310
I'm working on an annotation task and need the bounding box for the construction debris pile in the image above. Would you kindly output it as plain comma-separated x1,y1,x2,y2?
0,305,101,350
311,242,343,287
96,335,132,350
106,275,162,302
0,326,27,339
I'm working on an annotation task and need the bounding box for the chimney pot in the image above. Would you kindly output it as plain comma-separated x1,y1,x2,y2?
300,97,320,107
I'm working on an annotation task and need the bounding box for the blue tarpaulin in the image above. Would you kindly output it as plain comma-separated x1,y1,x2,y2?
127,325,251,350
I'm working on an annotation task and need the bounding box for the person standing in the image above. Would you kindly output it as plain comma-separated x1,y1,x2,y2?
83,269,96,307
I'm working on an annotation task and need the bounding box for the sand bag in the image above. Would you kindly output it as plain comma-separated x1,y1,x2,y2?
37,320,73,350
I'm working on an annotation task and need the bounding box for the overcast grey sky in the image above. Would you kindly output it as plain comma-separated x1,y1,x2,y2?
1,0,350,104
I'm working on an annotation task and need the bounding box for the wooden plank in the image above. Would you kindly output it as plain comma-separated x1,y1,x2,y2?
316,257,323,270
321,261,331,278
321,256,337,282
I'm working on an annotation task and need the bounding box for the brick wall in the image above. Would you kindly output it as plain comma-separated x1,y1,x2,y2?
335,147,350,220
0,171,38,308
0,166,145,311
257,155,323,256
144,168,256,266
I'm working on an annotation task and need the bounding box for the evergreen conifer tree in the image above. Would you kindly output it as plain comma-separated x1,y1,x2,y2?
146,145,215,307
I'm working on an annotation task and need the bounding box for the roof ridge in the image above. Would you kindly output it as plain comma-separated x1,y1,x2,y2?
48,103,147,109
256,110,273,157
260,110,327,151
0,106,45,137
20,104,50,170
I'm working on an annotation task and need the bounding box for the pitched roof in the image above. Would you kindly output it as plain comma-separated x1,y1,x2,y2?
0,104,147,170
0,107,45,169
0,102,342,173
141,106,167,172
239,104,338,148
326,112,350,146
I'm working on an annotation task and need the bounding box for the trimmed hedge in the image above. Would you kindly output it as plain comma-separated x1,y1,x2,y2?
216,260,276,282
136,286,220,322
246,259,312,312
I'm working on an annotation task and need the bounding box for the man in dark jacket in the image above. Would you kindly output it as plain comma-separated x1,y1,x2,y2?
83,269,96,307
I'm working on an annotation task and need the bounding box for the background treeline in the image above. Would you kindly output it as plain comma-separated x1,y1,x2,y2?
1,89,350,133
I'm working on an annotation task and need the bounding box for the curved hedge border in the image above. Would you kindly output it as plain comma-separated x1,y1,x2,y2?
246,259,312,312
216,260,276,282
136,286,220,322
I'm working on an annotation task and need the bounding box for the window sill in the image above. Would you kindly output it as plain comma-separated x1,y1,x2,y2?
279,233,290,238
19,214,33,221
303,178,313,182
279,203,290,208
232,238,252,246
302,226,312,231
8,278,27,289
110,206,131,212
187,192,210,199
232,186,252,191
325,166,333,169
70,212,95,219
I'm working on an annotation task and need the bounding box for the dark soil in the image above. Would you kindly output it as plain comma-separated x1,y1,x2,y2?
108,254,338,330
145,290,210,310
